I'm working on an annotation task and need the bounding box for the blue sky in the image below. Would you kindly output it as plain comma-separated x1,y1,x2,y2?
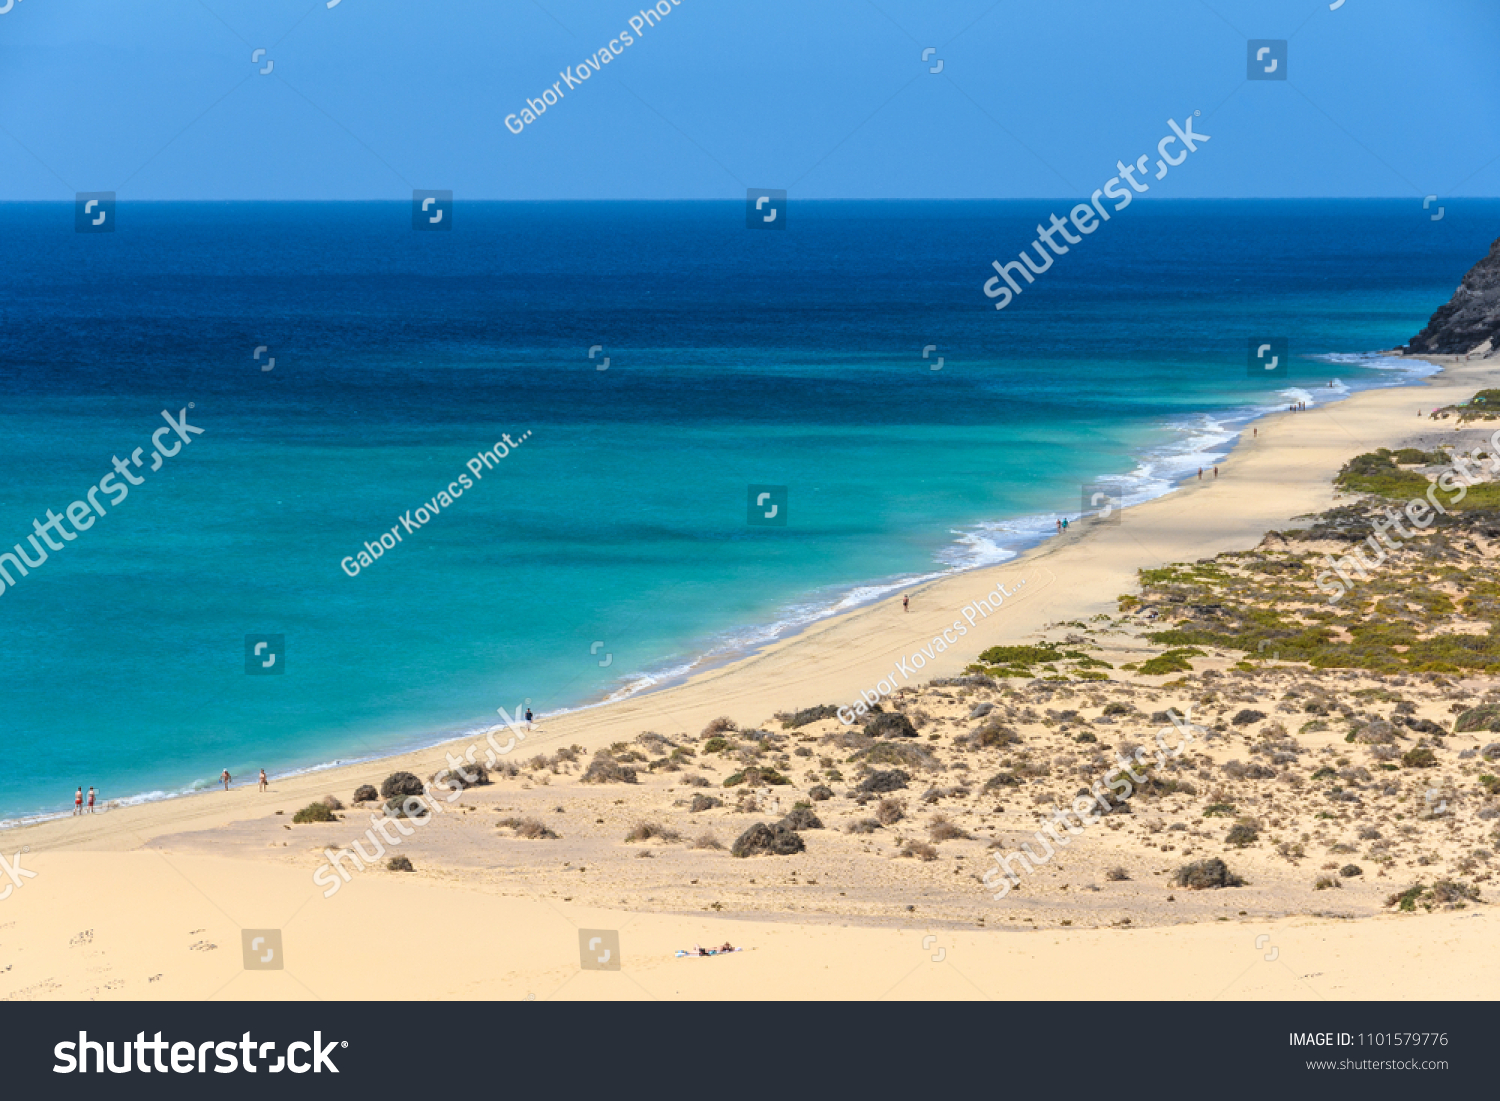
0,0,1496,200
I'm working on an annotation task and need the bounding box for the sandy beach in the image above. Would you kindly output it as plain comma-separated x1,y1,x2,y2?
8,351,1500,1002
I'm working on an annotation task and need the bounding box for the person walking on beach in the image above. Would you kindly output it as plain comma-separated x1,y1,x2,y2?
525,707,534,727
1197,468,1203,481
220,769,231,791
1214,466,1219,478
1056,519,1062,534
87,786,96,814
1253,427,1257,438
1061,518,1069,531
73,787,83,816
902,594,909,612
258,769,268,792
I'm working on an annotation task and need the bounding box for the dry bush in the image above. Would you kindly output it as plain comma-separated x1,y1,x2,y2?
928,814,971,842
1106,866,1130,881
846,818,881,834
581,751,638,785
702,716,738,737
691,832,724,850
875,797,906,826
900,840,938,861
1173,857,1245,889
498,816,559,839
625,820,681,843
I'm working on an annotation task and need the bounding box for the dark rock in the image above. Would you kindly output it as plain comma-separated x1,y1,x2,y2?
967,702,995,719
731,822,806,858
864,712,918,739
387,855,414,872
857,769,911,793
1407,235,1500,355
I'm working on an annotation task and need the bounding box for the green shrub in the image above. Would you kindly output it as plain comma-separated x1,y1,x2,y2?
1138,648,1203,676
977,644,1063,666
1388,884,1424,912
292,802,336,824
1402,746,1438,769
1225,823,1259,847
1334,451,1430,498
1454,705,1500,733
723,767,790,787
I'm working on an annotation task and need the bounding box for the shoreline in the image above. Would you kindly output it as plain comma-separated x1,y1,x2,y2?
8,348,1500,1003
13,349,1488,851
1,350,1448,831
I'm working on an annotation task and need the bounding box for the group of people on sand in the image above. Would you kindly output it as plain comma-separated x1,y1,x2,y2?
72,786,97,814
218,769,270,792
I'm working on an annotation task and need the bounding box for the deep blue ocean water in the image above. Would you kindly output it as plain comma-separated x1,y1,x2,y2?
1,198,1495,821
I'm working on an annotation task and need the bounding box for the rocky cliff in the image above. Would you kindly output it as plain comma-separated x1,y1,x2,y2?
1407,234,1500,356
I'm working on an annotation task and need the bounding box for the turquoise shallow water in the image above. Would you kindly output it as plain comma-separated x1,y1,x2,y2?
0,199,1492,821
